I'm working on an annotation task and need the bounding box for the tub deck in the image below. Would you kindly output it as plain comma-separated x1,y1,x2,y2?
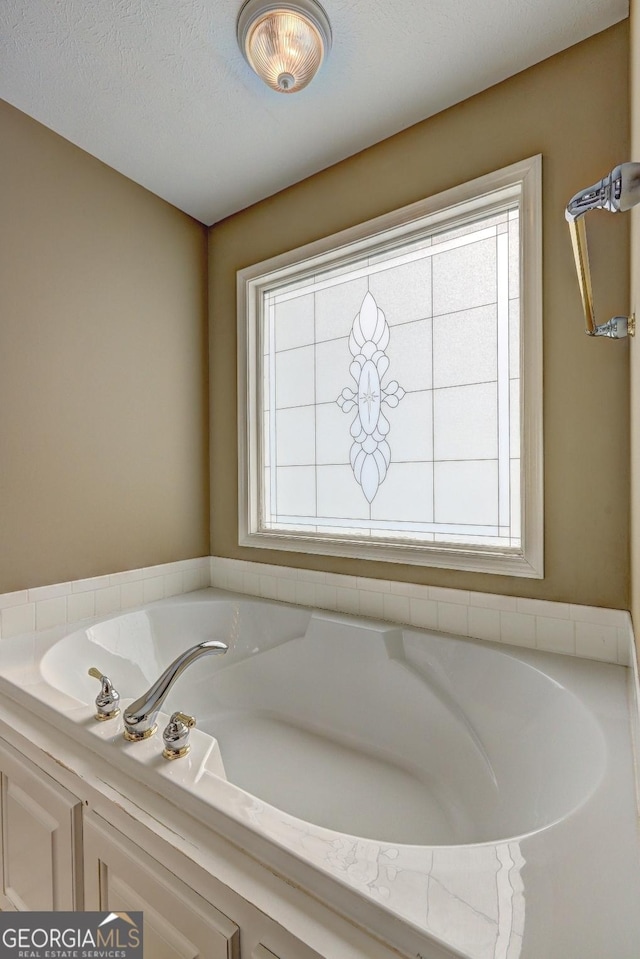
0,588,638,959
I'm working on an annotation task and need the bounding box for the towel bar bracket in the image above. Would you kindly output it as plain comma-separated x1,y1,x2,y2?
586,314,635,339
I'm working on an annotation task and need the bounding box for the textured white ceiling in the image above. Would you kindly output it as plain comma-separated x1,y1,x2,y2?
0,0,628,225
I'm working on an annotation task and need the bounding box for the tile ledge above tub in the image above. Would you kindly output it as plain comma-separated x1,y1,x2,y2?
0,554,632,669
210,555,633,667
0,558,210,642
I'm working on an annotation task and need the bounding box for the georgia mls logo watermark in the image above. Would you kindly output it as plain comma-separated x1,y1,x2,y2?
0,912,143,958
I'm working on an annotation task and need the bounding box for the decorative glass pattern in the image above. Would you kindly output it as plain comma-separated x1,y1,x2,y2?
336,291,406,503
259,201,522,552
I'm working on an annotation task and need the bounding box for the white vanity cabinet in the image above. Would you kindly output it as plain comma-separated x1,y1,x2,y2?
0,738,83,911
83,812,240,959
0,722,394,959
0,729,327,959
82,811,325,959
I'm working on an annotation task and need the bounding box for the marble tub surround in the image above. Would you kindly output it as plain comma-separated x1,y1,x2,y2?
210,556,633,667
0,589,638,959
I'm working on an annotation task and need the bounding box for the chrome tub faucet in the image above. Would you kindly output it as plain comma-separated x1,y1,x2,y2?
123,640,228,742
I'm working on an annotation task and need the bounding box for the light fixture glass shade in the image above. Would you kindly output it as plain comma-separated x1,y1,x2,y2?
238,0,332,94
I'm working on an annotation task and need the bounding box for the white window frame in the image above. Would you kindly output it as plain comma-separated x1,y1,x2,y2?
237,155,543,578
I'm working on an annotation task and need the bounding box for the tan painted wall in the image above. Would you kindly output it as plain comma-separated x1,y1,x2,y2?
209,22,630,607
631,2,640,646
0,100,210,593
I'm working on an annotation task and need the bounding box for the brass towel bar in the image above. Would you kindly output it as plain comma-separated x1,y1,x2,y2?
565,162,640,339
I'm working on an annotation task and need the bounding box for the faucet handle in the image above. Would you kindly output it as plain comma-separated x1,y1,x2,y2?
162,711,196,760
88,667,121,722
172,711,196,728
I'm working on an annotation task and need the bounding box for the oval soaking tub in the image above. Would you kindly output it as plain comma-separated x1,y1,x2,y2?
2,587,638,959
30,592,605,847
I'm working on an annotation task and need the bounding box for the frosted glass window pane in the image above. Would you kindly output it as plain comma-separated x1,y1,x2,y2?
316,337,351,404
435,213,506,245
368,257,432,325
370,463,434,524
432,238,497,316
325,525,371,537
247,178,530,559
510,459,521,541
272,274,313,298
263,411,270,467
263,467,270,520
316,402,352,465
433,383,498,460
434,461,499,526
275,345,315,408
385,319,433,393
509,298,520,375
368,235,432,266
315,276,369,342
385,390,433,462
276,407,316,466
315,260,363,284
279,524,319,532
276,466,316,516
433,304,497,389
316,465,370,520
274,294,315,352
436,533,508,546
509,216,520,299
509,379,520,457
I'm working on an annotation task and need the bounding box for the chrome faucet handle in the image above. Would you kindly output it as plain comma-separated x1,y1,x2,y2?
162,711,196,760
88,667,121,722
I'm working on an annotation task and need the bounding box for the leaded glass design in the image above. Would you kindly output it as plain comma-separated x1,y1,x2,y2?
259,204,521,550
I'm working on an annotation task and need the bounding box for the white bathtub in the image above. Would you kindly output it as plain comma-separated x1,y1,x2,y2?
0,588,639,958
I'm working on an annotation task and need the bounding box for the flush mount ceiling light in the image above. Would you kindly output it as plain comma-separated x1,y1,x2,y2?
237,0,332,94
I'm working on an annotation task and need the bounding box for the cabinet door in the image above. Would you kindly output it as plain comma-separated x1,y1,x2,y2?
252,947,281,959
84,812,239,959
0,741,83,911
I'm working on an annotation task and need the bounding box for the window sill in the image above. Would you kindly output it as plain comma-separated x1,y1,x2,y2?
239,528,543,578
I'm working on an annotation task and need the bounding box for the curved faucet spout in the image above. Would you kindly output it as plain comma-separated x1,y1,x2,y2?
123,640,228,741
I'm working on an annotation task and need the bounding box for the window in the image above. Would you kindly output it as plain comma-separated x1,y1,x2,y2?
238,156,542,577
